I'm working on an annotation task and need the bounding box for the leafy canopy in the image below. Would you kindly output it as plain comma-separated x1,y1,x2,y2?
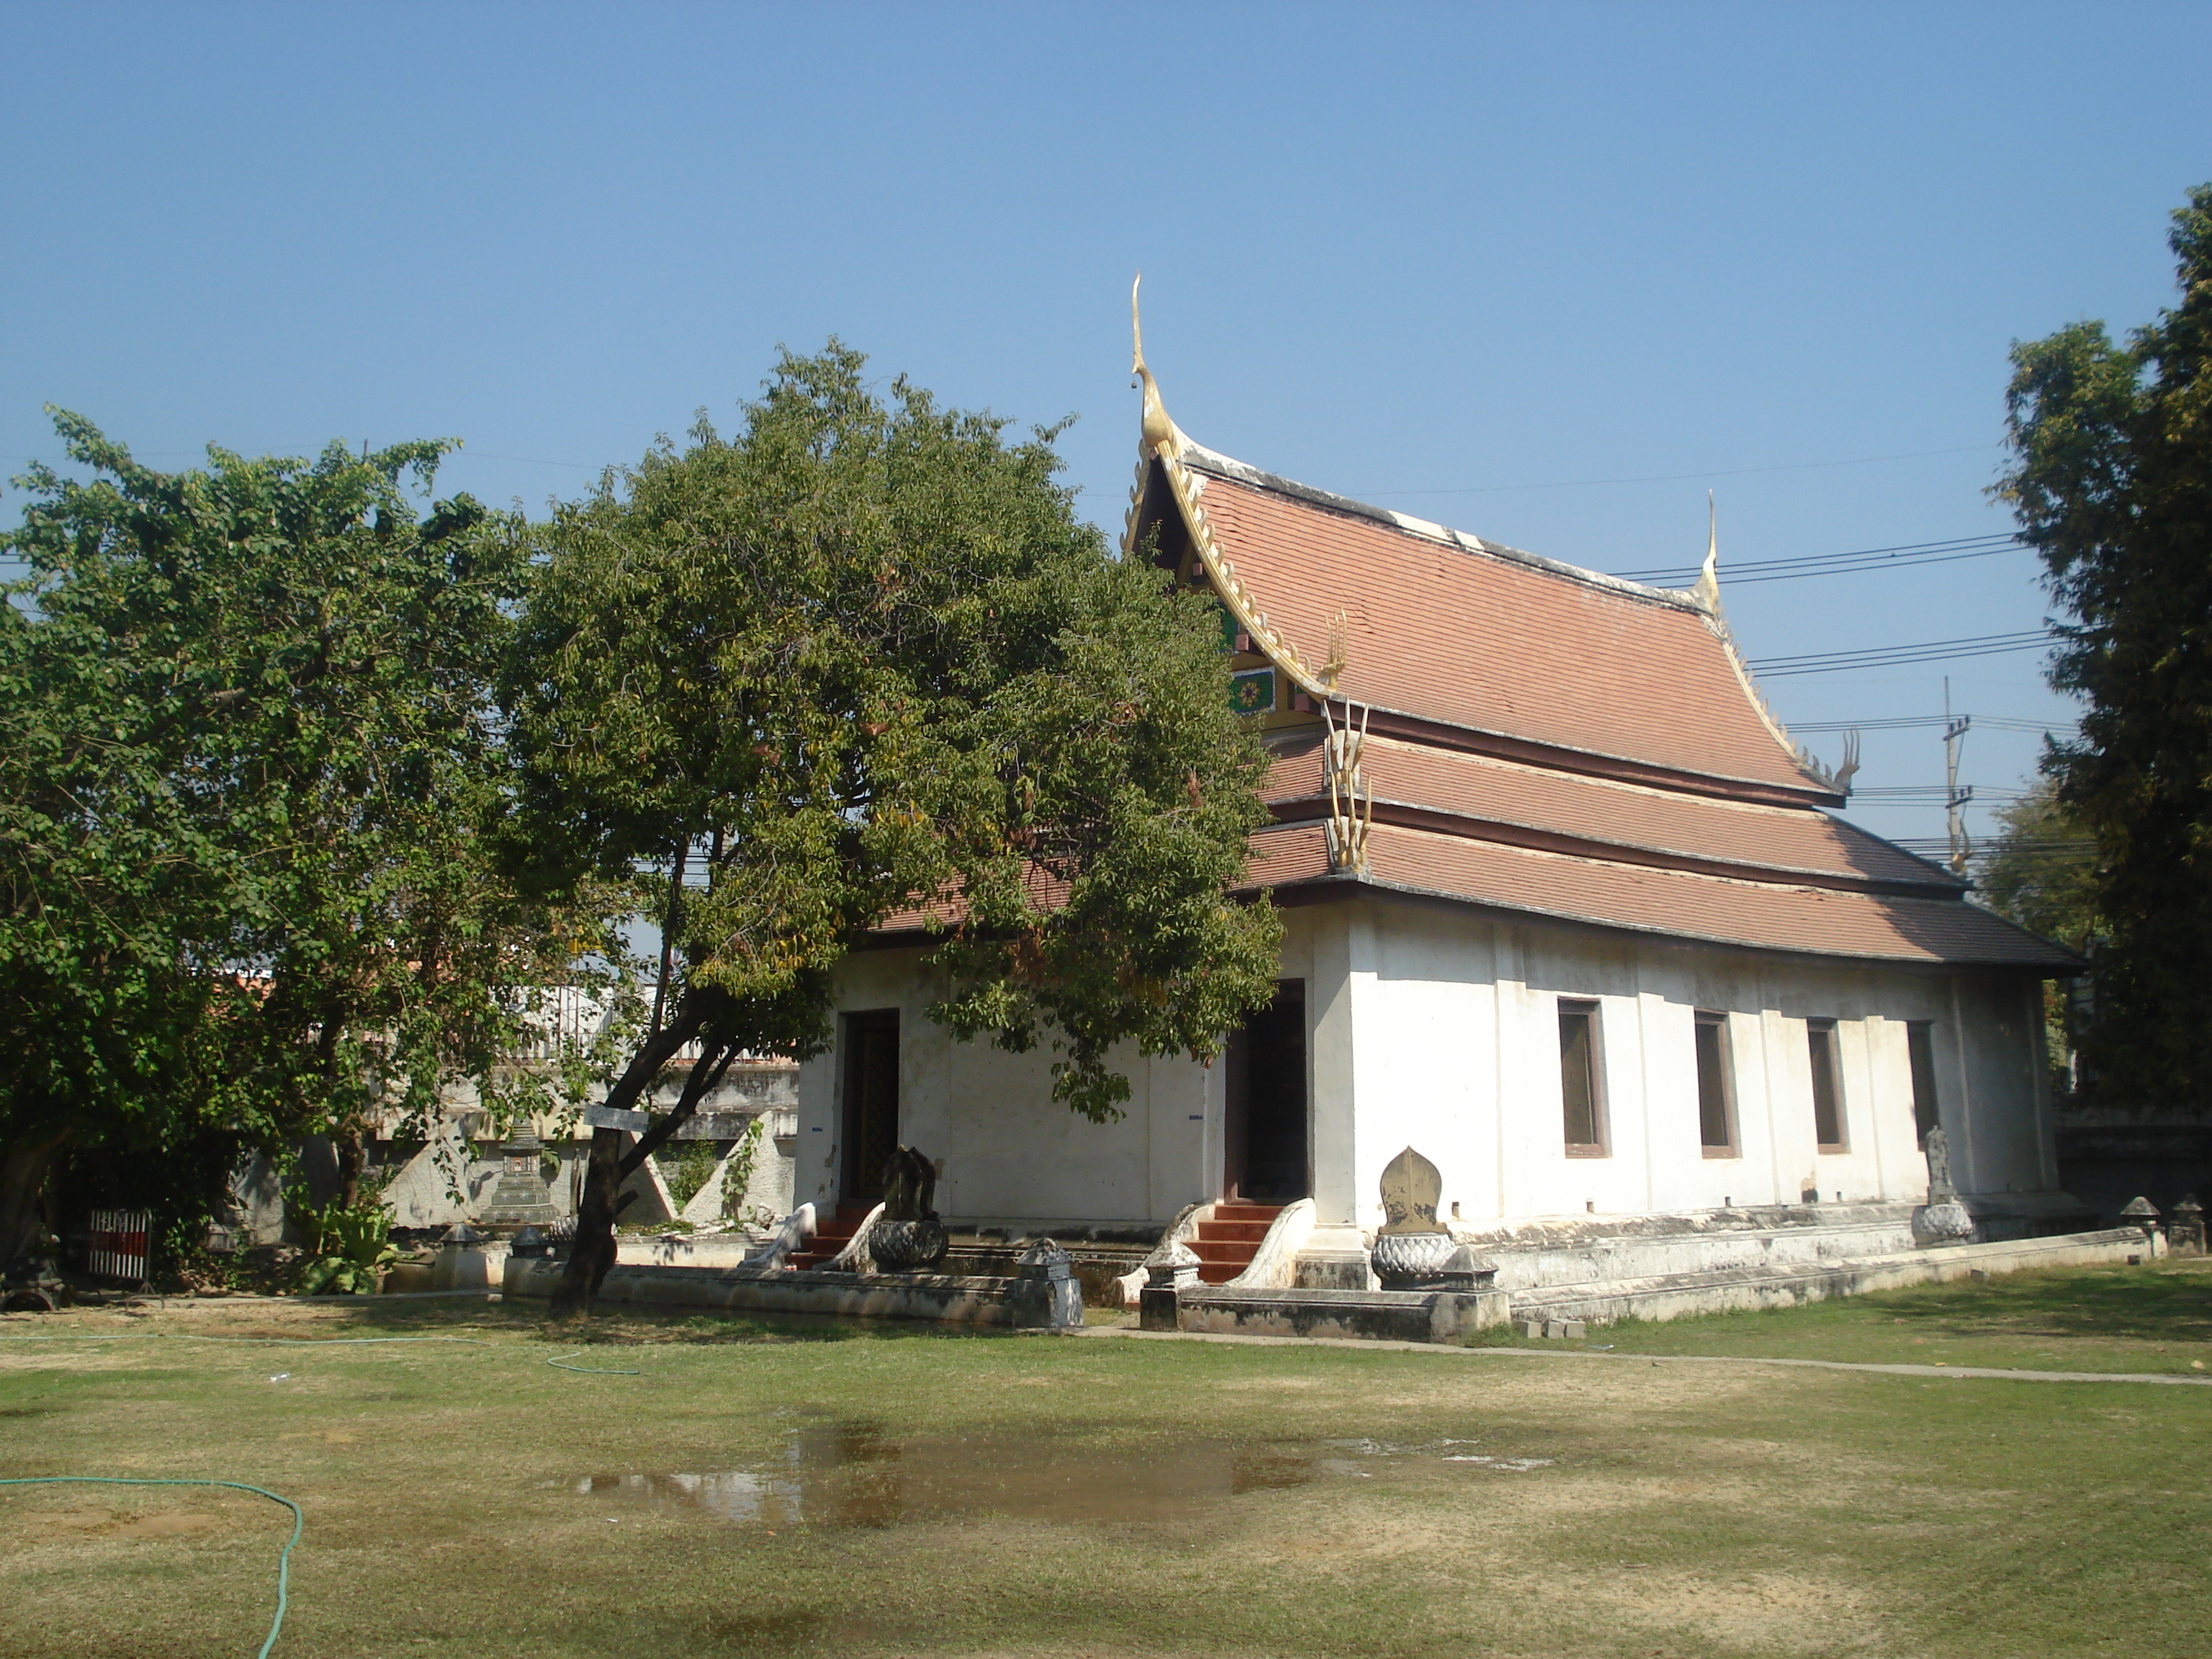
508,344,1283,1120
1975,778,2098,953
1994,184,2212,1115
1,413,634,1249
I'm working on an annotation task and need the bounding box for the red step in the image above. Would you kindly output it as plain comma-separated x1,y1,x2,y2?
783,1205,872,1272
1187,1202,1282,1285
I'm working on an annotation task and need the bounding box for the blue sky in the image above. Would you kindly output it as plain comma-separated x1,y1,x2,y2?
4,1,2206,851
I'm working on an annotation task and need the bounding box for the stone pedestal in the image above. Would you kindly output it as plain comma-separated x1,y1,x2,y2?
1012,1238,1083,1328
1140,1241,1199,1331
1294,1228,1377,1291
430,1223,494,1292
2167,1195,2206,1256
871,1216,948,1273
1911,1200,1977,1247
1371,1228,1457,1288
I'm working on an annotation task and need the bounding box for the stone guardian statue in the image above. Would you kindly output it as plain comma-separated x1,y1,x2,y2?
1910,1123,1974,1248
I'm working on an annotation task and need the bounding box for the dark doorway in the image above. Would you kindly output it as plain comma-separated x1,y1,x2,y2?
1224,981,1309,1202
840,1010,901,1207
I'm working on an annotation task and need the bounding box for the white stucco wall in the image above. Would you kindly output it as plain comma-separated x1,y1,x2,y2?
797,899,2060,1231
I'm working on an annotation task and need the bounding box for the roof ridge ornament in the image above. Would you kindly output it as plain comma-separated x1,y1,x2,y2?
1124,274,1340,697
1130,274,1186,460
1321,609,1349,685
1321,698,1372,874
1694,491,1848,797
1695,490,1720,611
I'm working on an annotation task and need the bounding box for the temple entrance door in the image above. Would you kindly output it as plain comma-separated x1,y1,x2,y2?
840,1010,901,1208
1223,981,1309,1203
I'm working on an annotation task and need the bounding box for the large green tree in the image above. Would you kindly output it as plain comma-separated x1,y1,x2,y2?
508,345,1284,1311
1976,778,2099,953
1,415,631,1272
1995,184,2212,1117
1975,779,2098,1084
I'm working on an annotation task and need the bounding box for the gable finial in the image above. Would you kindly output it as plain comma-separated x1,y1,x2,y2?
1694,490,1721,609
1130,274,1182,459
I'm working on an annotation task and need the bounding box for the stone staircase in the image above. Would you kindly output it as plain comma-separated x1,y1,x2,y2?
1187,1201,1281,1285
783,1204,870,1272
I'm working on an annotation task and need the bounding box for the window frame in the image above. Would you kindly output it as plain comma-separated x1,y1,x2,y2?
1557,998,1609,1158
1694,1010,1739,1158
1806,1017,1849,1154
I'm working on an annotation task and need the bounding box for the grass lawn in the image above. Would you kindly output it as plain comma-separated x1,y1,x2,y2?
0,1267,2205,1659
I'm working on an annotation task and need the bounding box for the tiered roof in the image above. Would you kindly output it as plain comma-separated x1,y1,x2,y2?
1125,310,2077,972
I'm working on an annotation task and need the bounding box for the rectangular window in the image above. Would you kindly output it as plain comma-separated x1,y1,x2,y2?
1694,1012,1737,1155
1558,1000,1606,1156
1906,1021,1941,1146
1807,1019,1848,1152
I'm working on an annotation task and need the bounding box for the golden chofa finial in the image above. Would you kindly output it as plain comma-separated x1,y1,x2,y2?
1130,273,1182,459
1694,489,1721,610
1320,608,1349,688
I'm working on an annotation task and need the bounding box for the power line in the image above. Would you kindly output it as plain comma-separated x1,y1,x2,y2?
1792,714,2074,734
1853,786,2029,802
1353,441,2002,498
1889,836,2093,859
1749,631,2049,677
1617,531,2025,587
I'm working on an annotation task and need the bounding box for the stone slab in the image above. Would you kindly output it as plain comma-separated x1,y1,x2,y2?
502,1256,1081,1328
1177,1285,1510,1343
1291,1250,1375,1291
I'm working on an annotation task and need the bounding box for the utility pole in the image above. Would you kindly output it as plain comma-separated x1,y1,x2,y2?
1943,676,1974,873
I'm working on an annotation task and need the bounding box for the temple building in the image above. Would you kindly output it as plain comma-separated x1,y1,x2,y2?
792,310,2084,1282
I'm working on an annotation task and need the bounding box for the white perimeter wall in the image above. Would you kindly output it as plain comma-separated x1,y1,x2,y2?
796,899,2056,1231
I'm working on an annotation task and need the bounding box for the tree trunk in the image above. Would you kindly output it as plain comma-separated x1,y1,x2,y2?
0,1128,71,1273
549,1001,711,1317
335,1121,366,1211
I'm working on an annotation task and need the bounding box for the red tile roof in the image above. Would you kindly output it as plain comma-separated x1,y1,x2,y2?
1183,457,1829,797
1111,434,2078,972
1243,822,2077,968
1264,732,1961,896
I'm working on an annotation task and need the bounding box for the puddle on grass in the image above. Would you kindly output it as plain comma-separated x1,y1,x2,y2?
574,1423,1550,1530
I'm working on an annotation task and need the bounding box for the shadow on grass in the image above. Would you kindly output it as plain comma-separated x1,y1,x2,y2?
232,1292,1032,1349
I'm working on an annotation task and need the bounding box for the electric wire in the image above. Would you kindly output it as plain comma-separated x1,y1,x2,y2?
1792,715,2074,734
1615,531,2026,587
1748,631,2049,676
1352,439,2004,498
0,1477,300,1658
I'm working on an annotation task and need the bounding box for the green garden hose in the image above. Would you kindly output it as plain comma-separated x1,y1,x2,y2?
544,1349,642,1373
0,1333,487,1346
0,1475,300,1658
0,1328,640,1648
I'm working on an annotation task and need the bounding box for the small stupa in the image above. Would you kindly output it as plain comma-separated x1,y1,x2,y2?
477,1128,560,1233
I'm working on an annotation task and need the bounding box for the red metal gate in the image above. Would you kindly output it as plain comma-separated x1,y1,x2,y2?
86,1210,150,1282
